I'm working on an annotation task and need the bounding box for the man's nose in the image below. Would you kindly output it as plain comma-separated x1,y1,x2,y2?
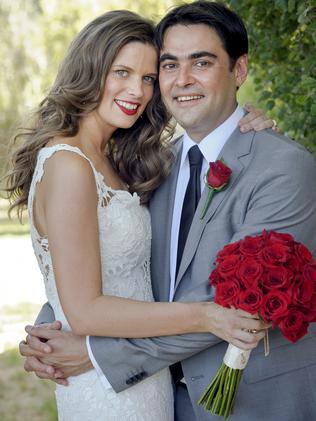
175,65,194,88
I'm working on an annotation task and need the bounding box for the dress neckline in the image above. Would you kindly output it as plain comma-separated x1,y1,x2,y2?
40,144,132,195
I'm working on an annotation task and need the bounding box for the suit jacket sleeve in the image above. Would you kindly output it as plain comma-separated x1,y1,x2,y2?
90,134,316,392
35,302,55,325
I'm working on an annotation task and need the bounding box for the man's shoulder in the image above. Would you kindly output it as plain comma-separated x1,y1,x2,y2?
253,129,309,155
244,130,316,189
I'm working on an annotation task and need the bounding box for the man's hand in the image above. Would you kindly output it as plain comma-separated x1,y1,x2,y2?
19,321,93,385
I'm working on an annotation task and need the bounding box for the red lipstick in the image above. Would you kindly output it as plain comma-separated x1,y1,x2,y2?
115,100,139,116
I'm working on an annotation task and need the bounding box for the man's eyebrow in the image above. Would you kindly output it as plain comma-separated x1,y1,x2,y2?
190,51,217,60
159,51,217,62
159,53,177,62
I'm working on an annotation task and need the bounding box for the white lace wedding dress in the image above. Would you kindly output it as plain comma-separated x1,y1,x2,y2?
28,144,174,420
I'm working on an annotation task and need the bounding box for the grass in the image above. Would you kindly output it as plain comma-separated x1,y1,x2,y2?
0,199,29,236
0,303,57,420
0,348,57,421
1,302,40,319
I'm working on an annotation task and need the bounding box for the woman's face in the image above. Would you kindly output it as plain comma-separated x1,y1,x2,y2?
96,41,158,133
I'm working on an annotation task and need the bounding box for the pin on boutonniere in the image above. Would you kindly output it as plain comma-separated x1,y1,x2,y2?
200,159,232,219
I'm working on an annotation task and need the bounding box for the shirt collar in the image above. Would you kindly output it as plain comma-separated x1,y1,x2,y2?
180,105,245,166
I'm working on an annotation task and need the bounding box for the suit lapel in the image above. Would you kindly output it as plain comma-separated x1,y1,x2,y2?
175,129,254,290
150,139,183,301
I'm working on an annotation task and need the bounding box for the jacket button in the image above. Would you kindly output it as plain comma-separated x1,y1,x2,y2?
191,375,204,381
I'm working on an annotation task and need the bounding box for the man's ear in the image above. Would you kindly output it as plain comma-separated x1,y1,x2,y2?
234,54,248,88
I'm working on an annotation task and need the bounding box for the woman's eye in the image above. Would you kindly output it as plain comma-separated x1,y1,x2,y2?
143,75,156,84
115,69,128,77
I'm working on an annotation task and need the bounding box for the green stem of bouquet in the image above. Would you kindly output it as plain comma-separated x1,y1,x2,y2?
199,363,223,407
200,189,214,219
222,367,234,415
198,363,244,419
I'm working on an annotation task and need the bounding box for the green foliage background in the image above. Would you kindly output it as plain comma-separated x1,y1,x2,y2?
228,0,316,153
1,0,315,179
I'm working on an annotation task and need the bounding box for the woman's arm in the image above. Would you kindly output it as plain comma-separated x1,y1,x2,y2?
39,151,205,337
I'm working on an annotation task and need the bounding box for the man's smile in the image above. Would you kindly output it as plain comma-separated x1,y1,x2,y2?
174,95,204,103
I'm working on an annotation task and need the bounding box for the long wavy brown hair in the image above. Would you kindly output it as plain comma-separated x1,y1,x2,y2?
4,10,175,218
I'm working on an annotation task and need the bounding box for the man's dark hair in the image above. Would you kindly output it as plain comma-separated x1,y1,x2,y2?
155,1,248,70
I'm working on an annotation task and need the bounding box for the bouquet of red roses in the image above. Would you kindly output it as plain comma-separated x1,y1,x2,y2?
198,230,316,418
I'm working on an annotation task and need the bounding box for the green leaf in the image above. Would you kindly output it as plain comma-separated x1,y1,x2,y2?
266,100,275,110
260,91,271,100
311,104,316,116
288,0,296,12
275,0,287,11
296,95,307,105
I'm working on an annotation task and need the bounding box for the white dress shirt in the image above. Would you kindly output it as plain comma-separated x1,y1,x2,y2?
87,105,245,389
169,105,244,300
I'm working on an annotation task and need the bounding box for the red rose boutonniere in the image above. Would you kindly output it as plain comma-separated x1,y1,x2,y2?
200,159,232,219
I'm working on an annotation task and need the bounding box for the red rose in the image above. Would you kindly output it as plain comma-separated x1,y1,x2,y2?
291,276,314,307
208,268,224,287
260,290,290,323
239,235,263,257
207,160,232,189
236,288,263,314
217,255,240,279
200,160,232,219
294,243,313,265
216,242,240,263
214,280,241,308
306,295,316,322
286,257,302,274
279,309,308,343
264,231,294,247
260,244,291,267
303,263,316,294
261,266,291,291
238,258,263,288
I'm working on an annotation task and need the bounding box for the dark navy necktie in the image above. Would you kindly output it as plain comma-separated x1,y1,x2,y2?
171,145,203,384
176,145,203,276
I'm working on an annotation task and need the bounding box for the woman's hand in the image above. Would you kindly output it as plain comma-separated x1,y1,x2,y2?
203,303,270,350
19,321,92,384
239,103,277,133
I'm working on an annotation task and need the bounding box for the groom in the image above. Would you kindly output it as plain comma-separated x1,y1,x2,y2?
20,2,316,420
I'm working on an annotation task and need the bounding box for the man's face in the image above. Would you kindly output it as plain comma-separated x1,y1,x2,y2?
159,24,247,141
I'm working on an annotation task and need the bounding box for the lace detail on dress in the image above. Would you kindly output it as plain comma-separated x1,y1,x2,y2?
28,144,173,420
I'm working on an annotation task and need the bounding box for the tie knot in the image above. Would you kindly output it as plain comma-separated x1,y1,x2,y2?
188,145,203,168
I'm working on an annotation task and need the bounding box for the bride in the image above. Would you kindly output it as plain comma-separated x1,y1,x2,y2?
5,10,270,421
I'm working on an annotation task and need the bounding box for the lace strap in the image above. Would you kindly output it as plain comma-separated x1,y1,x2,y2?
28,144,107,232
33,144,99,183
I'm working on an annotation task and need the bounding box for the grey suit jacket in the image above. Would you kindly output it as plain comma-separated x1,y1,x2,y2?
38,128,316,420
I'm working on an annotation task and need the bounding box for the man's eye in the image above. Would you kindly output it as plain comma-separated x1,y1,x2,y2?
196,60,211,68
161,63,177,70
115,70,128,77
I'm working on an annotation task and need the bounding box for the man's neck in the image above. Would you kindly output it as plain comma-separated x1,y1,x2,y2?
185,103,238,143
184,104,242,145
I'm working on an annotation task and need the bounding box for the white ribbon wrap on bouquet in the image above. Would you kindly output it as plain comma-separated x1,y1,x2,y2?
223,344,251,370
